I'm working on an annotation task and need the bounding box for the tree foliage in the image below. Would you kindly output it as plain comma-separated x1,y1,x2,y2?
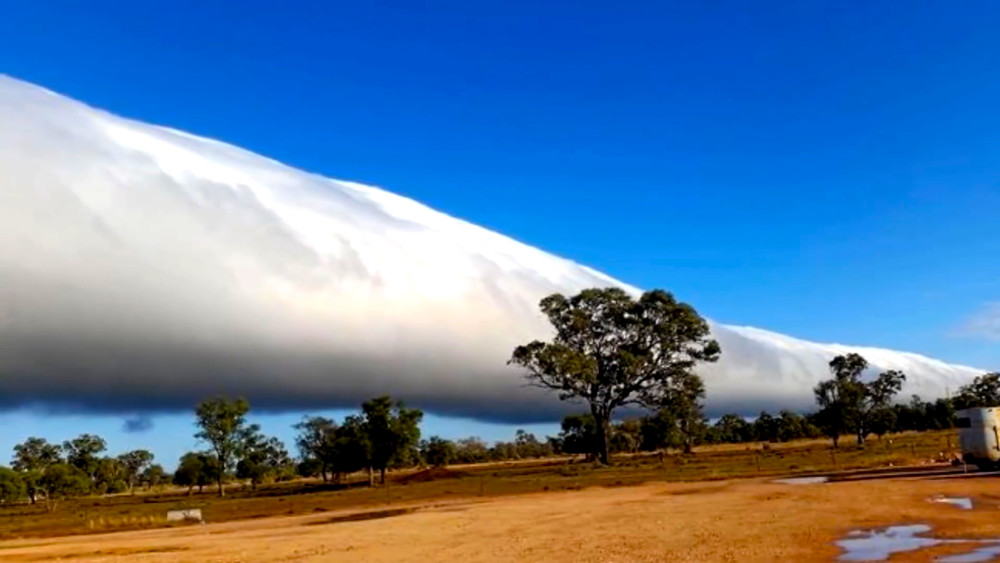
293,416,338,483
194,396,253,496
39,463,90,510
12,437,63,504
173,452,219,494
361,396,423,484
0,467,25,504
510,288,720,464
237,432,291,491
118,450,154,494
62,434,107,480
954,373,1000,409
421,436,456,467
814,353,906,446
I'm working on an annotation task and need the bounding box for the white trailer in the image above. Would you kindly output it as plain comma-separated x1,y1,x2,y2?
956,407,1000,469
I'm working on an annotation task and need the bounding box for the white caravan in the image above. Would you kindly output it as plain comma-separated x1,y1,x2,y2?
956,407,1000,469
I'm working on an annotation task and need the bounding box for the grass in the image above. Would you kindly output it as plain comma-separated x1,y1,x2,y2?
0,429,960,541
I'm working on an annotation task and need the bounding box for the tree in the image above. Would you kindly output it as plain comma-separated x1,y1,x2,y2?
610,419,643,454
332,415,372,481
93,457,127,495
39,463,90,511
118,450,154,494
753,411,779,442
657,371,708,453
813,353,906,446
714,414,752,443
236,432,290,492
62,434,107,481
173,452,218,495
510,288,720,464
559,413,601,458
293,416,338,483
0,467,25,504
141,464,168,490
955,373,1000,409
422,436,456,467
453,438,489,464
361,396,423,485
194,396,253,496
12,437,62,504
639,408,678,452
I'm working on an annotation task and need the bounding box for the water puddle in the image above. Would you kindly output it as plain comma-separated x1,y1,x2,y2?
939,544,1000,562
836,525,943,561
932,496,974,510
836,524,1000,562
772,476,829,485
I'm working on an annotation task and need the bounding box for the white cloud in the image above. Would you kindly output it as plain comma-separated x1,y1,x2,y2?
0,75,984,421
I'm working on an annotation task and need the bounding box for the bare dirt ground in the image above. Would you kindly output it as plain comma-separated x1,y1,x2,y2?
3,473,1000,562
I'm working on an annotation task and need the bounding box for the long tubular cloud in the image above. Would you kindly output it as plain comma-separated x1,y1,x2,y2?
0,76,983,421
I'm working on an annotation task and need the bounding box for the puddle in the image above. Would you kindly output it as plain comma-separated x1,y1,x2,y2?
772,476,829,485
835,525,1000,562
836,525,943,561
932,496,974,510
940,544,1000,563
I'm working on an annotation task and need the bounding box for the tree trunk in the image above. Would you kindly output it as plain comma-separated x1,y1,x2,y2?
28,490,36,505
592,407,610,465
198,484,204,494
321,463,329,483
380,468,386,485
367,466,374,487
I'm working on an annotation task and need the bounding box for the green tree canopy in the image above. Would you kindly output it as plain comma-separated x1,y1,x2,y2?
62,434,107,480
236,432,291,492
814,353,906,446
510,288,720,464
118,450,154,494
421,436,456,467
293,416,338,483
12,437,63,504
40,463,90,511
954,373,1000,409
0,467,26,504
361,396,423,484
173,452,219,494
194,396,253,496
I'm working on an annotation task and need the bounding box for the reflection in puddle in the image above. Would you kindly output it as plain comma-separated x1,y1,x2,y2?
932,496,974,510
836,524,1000,562
772,476,829,485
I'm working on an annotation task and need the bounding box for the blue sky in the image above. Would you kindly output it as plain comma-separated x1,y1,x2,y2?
2,1,999,468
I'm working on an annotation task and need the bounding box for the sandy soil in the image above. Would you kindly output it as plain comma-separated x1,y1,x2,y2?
3,475,1000,562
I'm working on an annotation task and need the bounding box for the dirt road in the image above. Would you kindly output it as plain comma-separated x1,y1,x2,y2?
2,475,999,562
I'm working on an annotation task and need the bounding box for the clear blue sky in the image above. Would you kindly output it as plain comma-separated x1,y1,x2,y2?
2,1,999,468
